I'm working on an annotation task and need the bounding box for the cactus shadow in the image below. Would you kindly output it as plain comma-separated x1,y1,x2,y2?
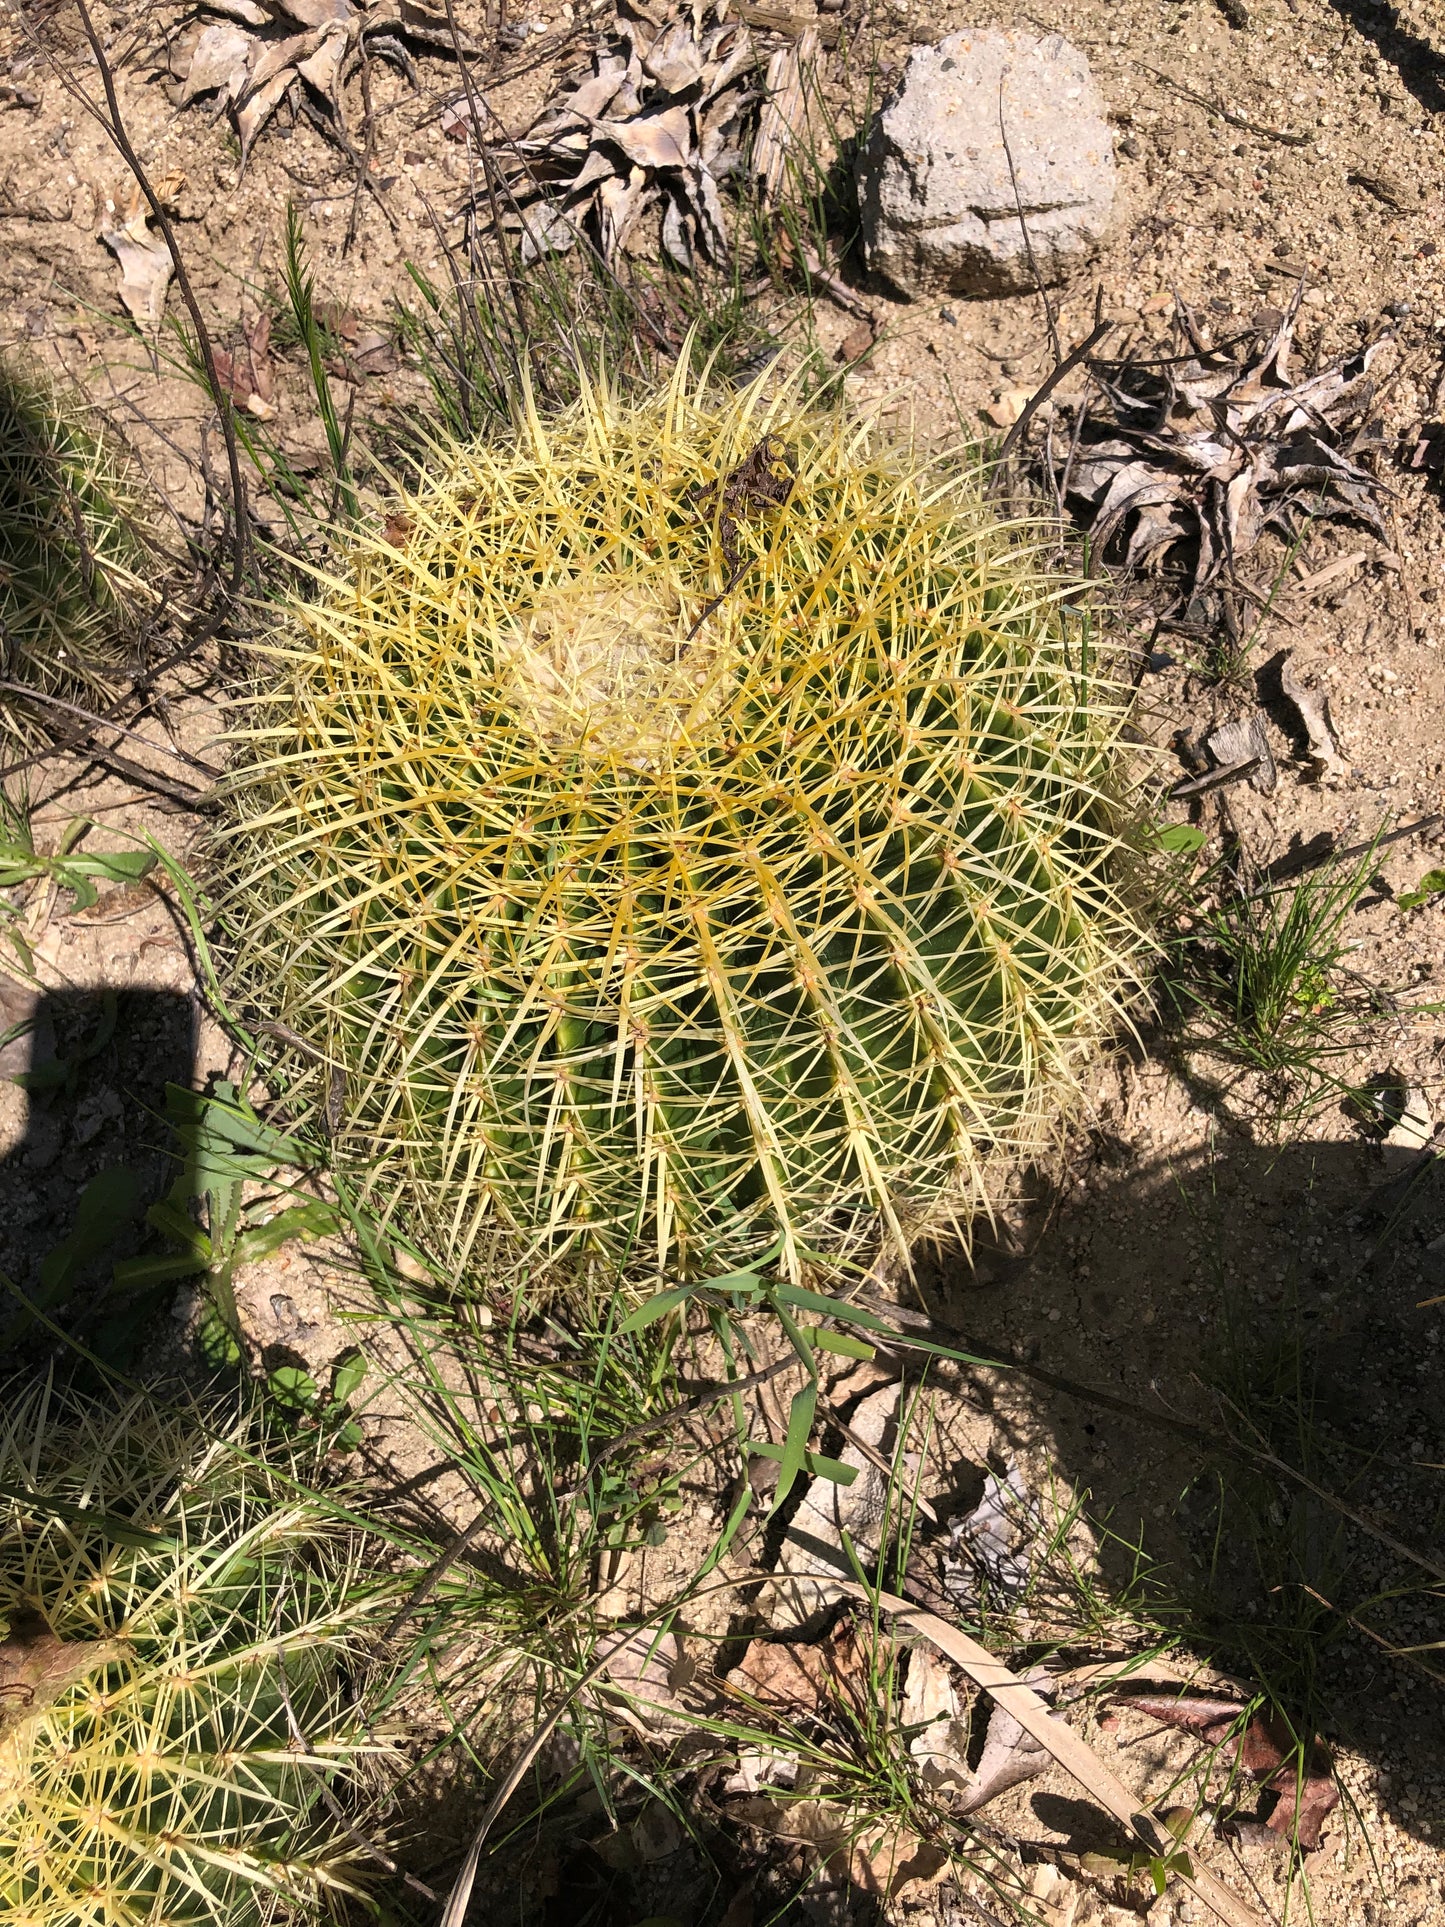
919,1119,1445,1851
0,981,195,1368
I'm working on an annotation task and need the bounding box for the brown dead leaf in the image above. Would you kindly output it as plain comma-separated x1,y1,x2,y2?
180,21,253,105
727,1617,870,1722
68,879,161,924
382,511,414,549
213,310,277,420
729,1794,948,1899
100,204,174,330
297,23,350,106
235,68,297,171
0,1613,122,1742
985,388,1032,430
1057,303,1390,608
1280,653,1348,778
1114,1690,1340,1849
274,0,356,27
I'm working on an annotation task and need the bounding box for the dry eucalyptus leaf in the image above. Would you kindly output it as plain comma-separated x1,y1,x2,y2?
100,206,174,330
1279,654,1347,778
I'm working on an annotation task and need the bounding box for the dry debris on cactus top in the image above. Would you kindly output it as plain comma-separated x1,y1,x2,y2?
1052,291,1391,613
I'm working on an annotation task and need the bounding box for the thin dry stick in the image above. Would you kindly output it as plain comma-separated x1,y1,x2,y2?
992,308,1115,484
65,0,250,594
997,80,1060,365
845,1583,1271,1927
439,1620,682,1927
0,683,223,777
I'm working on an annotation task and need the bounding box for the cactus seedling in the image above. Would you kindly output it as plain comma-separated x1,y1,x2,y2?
0,1379,396,1927
227,366,1147,1282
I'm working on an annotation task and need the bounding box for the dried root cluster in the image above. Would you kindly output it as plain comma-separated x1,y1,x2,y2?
225,365,1147,1284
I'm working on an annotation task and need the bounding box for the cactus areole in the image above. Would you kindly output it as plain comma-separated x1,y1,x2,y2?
230,369,1144,1281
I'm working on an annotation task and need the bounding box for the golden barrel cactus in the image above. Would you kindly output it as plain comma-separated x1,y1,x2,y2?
0,357,159,747
227,367,1146,1281
0,1381,396,1927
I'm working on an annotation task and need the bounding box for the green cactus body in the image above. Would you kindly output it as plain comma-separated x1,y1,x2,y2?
228,369,1146,1280
0,1383,395,1927
0,358,158,747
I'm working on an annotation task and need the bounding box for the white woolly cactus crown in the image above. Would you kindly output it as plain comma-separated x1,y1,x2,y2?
225,362,1148,1283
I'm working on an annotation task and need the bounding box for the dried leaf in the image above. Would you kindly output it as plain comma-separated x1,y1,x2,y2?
942,1461,1032,1609
235,68,297,171
1057,308,1391,603
297,22,350,102
1206,711,1277,796
180,22,253,105
100,205,174,330
1115,1690,1340,1850
643,18,705,92
729,1795,948,1898
212,310,277,419
250,30,316,91
594,102,692,170
901,1647,972,1793
837,319,874,363
958,1680,1054,1812
0,1615,122,1742
273,0,356,27
727,1618,870,1722
1279,654,1347,778
203,0,271,22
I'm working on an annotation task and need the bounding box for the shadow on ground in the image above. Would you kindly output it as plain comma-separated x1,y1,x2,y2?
0,980,195,1365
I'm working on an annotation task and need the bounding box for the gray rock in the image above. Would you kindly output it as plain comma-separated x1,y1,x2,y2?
859,29,1116,301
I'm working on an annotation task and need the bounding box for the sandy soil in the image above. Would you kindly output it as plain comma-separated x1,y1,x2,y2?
1,0,1443,1920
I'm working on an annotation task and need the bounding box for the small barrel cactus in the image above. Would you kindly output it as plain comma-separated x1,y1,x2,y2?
0,1380,396,1927
0,357,159,747
226,367,1146,1281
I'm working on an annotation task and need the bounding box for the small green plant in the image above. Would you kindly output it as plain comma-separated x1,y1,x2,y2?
1167,844,1380,1120
0,798,155,977
263,1346,369,1452
113,1080,337,1370
1398,866,1445,912
0,356,160,747
0,1377,400,1927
